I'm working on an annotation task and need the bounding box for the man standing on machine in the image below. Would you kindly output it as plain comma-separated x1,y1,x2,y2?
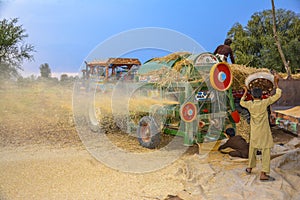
214,38,235,64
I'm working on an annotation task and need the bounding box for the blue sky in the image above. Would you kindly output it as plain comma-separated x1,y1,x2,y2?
0,0,299,77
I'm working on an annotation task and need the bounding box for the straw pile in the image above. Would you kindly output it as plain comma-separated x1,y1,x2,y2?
172,58,193,72
139,66,189,87
230,64,300,90
235,118,250,143
151,52,193,74
230,64,269,90
151,52,191,63
140,52,200,87
278,72,300,79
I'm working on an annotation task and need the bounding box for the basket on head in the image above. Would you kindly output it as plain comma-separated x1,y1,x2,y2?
245,72,274,93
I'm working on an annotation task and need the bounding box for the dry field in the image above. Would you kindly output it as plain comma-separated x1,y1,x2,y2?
0,81,299,200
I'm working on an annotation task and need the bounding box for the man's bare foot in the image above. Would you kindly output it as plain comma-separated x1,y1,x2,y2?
260,172,275,181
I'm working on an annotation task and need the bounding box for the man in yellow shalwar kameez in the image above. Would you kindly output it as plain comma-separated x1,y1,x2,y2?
240,75,281,181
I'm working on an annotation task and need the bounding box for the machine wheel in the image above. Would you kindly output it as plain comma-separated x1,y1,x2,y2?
137,116,160,149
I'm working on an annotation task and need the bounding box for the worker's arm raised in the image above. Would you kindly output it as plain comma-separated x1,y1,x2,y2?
267,74,282,105
240,86,249,108
242,86,248,98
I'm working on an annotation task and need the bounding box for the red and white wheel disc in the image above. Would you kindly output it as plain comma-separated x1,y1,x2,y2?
180,102,197,122
210,62,233,91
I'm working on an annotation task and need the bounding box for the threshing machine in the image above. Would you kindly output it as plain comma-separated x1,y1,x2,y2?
107,52,238,149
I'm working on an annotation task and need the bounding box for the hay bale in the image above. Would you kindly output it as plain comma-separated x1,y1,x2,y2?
230,64,269,90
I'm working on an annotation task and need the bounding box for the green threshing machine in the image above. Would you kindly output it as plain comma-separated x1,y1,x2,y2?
85,52,238,149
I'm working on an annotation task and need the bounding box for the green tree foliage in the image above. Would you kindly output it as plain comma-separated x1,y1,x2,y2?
228,9,300,73
0,18,35,79
39,63,51,78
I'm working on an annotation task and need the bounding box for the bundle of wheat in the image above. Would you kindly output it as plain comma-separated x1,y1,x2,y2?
230,64,269,90
139,67,188,87
172,58,193,72
151,52,191,63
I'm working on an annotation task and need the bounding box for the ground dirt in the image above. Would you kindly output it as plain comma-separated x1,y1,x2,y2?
0,81,299,200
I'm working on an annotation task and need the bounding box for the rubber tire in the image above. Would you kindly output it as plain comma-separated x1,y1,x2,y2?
137,116,160,149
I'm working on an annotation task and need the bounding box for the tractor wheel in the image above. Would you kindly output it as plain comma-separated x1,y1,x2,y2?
137,116,160,149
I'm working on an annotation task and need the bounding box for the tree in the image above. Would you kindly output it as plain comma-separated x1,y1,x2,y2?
271,0,291,77
0,18,35,79
227,9,300,73
39,63,51,78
